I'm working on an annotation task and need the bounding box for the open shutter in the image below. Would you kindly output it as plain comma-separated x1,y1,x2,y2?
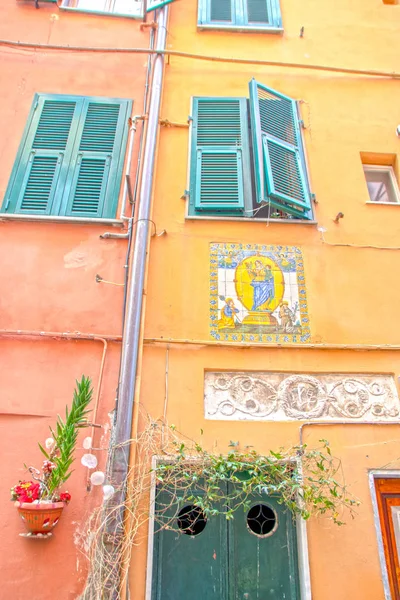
146,0,175,11
249,79,312,219
62,98,131,218
2,96,82,215
191,98,245,213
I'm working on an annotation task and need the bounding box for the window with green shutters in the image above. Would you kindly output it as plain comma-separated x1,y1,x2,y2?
2,94,132,219
188,97,252,216
198,0,283,31
249,79,312,219
188,81,313,221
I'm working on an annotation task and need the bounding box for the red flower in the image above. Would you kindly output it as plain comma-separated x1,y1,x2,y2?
59,492,71,504
13,481,41,503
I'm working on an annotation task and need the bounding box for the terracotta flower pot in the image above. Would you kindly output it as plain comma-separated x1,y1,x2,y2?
16,501,64,535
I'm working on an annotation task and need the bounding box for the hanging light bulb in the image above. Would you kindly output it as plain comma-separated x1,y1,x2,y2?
83,437,92,450
45,438,55,450
103,484,115,500
90,471,105,486
81,454,98,469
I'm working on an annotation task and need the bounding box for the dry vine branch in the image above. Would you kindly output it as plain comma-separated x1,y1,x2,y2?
78,411,359,600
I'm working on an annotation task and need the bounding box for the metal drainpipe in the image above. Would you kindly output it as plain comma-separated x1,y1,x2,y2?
105,0,168,582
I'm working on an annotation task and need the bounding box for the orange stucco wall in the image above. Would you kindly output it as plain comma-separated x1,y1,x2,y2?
0,1,149,598
130,1,400,599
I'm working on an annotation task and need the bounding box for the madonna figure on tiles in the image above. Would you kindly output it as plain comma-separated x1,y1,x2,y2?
246,260,275,311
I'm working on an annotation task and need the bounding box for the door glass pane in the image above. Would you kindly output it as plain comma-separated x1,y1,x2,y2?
364,168,398,203
391,505,400,563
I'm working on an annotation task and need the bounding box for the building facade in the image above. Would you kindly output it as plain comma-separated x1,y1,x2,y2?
3,0,400,599
0,0,160,598
130,1,400,599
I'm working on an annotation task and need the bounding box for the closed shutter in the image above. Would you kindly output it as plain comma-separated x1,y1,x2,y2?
61,98,130,218
249,79,312,219
191,98,245,213
3,96,82,215
2,94,131,219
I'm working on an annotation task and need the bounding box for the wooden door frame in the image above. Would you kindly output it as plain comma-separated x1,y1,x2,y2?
145,455,312,600
369,470,400,600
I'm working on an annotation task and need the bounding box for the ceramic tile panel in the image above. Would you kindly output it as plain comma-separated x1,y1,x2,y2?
210,243,310,343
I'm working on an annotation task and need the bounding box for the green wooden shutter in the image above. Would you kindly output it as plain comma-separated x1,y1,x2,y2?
146,0,175,11
249,79,312,219
2,96,82,215
61,98,131,218
190,98,246,213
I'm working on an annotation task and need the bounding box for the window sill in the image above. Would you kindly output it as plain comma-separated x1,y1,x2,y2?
197,24,284,34
366,201,400,206
186,214,316,224
0,214,125,226
59,6,143,19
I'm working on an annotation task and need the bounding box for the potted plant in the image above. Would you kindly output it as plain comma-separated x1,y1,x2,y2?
11,376,93,537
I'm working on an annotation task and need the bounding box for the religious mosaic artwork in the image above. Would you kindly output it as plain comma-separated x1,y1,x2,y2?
204,372,400,422
210,243,310,343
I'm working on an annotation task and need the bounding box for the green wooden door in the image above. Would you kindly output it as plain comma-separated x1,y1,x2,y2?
228,490,300,599
152,486,300,600
152,489,228,599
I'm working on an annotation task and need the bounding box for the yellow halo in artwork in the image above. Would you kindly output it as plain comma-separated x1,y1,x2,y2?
234,255,285,314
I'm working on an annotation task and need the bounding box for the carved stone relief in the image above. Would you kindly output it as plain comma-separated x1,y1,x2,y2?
204,372,400,422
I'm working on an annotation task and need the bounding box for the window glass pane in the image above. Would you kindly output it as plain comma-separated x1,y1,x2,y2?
247,0,269,23
364,168,398,203
210,0,232,22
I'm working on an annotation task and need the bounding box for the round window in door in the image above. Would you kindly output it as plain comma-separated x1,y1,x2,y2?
177,505,207,536
246,503,278,538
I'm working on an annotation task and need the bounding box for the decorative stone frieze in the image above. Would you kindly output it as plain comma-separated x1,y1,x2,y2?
204,372,399,422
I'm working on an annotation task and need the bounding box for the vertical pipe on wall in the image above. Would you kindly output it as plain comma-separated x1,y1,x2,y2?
104,5,169,597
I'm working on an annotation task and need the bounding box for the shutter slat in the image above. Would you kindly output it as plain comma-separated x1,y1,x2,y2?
191,98,245,213
32,101,76,150
249,79,312,219
79,103,120,153
19,154,62,213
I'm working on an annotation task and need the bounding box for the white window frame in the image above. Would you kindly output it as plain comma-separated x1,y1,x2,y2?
363,165,400,205
197,0,283,33
59,0,144,19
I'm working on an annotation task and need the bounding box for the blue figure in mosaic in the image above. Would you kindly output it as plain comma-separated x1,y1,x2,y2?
246,260,275,311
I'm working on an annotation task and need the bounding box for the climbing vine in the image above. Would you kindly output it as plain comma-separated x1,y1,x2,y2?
79,414,358,599
153,433,358,528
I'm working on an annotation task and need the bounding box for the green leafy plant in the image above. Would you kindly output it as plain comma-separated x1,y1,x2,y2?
153,434,359,527
11,376,93,504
